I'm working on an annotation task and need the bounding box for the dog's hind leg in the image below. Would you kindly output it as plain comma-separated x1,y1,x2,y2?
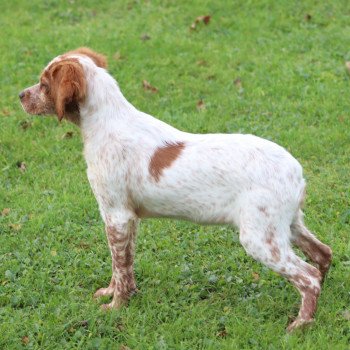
238,199,322,332
291,210,332,280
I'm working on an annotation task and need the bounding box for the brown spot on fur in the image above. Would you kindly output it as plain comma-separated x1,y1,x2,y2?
64,47,108,68
257,206,269,216
265,225,275,245
265,225,280,262
271,245,281,262
149,142,185,181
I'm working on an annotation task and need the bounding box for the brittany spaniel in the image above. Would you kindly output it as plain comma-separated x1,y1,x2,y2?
19,48,332,332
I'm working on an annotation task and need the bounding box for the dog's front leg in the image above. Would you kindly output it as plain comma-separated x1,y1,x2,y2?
96,212,139,309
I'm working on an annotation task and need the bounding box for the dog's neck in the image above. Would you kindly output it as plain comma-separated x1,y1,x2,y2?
79,68,138,142
78,68,185,147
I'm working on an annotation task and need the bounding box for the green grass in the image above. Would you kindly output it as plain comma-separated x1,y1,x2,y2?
1,0,350,348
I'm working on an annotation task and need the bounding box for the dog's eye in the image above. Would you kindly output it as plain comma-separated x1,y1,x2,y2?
40,83,49,92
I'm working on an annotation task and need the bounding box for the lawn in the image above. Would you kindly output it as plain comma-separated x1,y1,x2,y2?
1,0,350,349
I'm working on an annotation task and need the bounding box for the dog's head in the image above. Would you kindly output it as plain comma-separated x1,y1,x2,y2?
19,47,107,125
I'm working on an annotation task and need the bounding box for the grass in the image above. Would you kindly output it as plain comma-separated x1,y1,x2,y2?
1,0,350,348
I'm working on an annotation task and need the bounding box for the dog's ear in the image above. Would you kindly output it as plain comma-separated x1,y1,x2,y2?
66,47,108,68
50,60,86,121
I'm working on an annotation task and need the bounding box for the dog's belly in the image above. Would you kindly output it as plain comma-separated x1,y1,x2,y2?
137,133,304,225
138,183,241,225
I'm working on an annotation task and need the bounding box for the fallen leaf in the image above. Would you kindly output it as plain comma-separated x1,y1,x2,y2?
140,34,151,41
120,346,131,350
77,320,89,328
252,272,260,281
338,116,345,123
20,120,32,130
116,322,125,331
142,80,158,93
196,60,208,66
1,208,10,216
196,99,206,111
190,15,211,30
234,78,242,88
217,329,228,337
62,131,74,139
342,310,350,320
1,108,11,117
345,62,350,73
9,223,22,231
16,161,27,172
113,52,124,61
304,14,312,21
21,336,30,345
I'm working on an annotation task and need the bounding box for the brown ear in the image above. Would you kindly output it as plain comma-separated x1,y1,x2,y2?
50,59,86,121
66,47,108,68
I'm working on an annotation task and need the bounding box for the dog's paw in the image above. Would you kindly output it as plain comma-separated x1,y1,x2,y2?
286,317,314,333
100,298,127,310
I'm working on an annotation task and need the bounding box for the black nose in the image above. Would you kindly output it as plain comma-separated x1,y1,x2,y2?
19,91,25,99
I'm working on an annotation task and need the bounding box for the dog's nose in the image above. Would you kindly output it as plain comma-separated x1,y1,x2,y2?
18,91,25,99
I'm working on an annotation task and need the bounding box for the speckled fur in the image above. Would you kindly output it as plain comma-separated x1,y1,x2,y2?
19,48,332,332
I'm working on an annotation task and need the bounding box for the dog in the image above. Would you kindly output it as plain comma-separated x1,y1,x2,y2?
19,48,332,332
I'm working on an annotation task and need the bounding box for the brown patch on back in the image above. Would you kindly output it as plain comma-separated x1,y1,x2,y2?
65,47,108,68
149,142,185,181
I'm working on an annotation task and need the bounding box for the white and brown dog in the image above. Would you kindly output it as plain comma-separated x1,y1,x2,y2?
19,48,332,331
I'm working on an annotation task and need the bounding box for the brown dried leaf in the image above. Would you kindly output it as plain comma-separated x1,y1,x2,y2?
252,272,260,281
113,52,125,61
120,346,131,350
16,161,27,172
345,61,350,73
9,223,22,231
20,120,32,130
1,108,11,117
196,60,208,66
142,80,158,93
234,78,242,88
304,14,312,21
196,99,206,111
77,320,89,328
190,15,211,30
62,131,74,139
140,34,151,41
21,336,30,345
217,329,228,337
116,322,125,331
1,208,10,216
342,310,350,320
